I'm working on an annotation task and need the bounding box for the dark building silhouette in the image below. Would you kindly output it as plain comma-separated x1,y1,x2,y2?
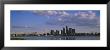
65,26,75,35
50,30,54,35
49,26,76,36
69,28,72,35
66,26,69,34
11,26,100,39
47,33,50,35
63,27,65,35
55,30,59,35
72,29,75,33
61,30,63,35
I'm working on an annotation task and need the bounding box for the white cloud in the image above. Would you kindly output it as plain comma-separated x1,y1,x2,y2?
74,11,97,20
88,11,93,13
74,13,78,16
79,13,88,18
32,10,71,17
62,11,69,16
32,10,100,27
58,18,63,21
89,12,96,20
58,11,62,14
32,10,98,20
47,10,58,15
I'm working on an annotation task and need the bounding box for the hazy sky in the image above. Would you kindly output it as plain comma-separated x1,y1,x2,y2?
11,10,100,33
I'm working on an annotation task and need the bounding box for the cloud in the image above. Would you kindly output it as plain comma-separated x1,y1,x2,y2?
74,11,97,20
60,11,70,17
51,11,98,27
58,18,63,21
74,13,79,16
47,11,58,15
32,10,100,27
32,10,70,17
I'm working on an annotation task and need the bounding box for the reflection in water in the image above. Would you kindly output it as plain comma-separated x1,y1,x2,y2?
11,36,100,40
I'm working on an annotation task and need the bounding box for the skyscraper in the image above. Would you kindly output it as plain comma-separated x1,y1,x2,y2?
72,29,75,33
69,28,72,35
50,26,75,36
66,26,69,34
55,30,59,35
63,27,65,35
61,30,63,35
50,30,54,35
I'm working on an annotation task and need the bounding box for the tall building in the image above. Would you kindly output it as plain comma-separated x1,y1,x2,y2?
69,28,72,35
49,26,75,36
61,30,63,35
72,29,75,33
55,30,59,35
66,26,69,34
63,27,65,35
50,30,54,35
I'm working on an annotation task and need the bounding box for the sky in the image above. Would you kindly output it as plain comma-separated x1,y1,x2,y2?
11,10,100,33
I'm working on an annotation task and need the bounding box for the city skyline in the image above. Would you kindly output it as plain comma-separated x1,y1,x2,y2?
11,26,100,40
11,10,100,33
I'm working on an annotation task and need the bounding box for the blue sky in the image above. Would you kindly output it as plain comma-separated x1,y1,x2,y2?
11,10,100,33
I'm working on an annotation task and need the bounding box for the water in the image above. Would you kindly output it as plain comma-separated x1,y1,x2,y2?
11,36,100,40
